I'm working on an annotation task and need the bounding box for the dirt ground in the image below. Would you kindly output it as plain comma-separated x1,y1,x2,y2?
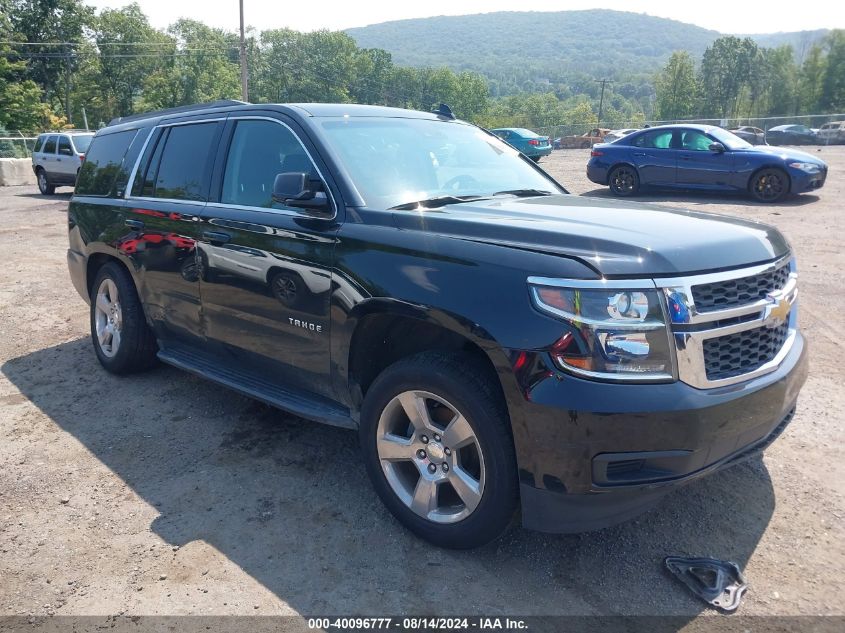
1,147,843,621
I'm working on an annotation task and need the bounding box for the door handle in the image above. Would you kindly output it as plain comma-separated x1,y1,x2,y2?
202,230,231,244
633,152,646,157
125,219,144,229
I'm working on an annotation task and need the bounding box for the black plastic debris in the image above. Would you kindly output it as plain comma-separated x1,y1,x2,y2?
664,556,748,611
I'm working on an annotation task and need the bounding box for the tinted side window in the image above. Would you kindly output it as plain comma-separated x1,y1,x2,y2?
221,119,316,209
151,123,218,201
33,136,45,153
633,130,673,149
58,136,73,156
74,130,139,197
43,136,57,154
680,130,713,151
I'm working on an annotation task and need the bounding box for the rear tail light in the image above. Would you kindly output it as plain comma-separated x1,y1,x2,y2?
528,139,539,146
79,154,85,163
590,150,604,157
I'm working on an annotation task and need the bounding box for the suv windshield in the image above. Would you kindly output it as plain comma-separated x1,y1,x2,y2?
317,118,561,209
71,134,94,153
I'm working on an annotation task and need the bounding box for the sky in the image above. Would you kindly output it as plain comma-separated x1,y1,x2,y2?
86,0,845,35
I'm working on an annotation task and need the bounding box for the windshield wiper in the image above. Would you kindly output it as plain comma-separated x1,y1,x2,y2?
492,189,555,197
389,195,490,211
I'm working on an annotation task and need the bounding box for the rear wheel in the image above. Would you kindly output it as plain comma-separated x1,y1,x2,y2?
90,262,158,374
36,169,55,195
531,156,541,163
608,165,640,197
360,352,518,549
750,168,789,203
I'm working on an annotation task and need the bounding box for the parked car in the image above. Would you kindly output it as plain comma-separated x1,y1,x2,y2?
819,121,845,144
602,128,639,144
554,127,610,149
68,102,806,548
489,127,551,161
587,124,827,202
729,126,766,145
31,130,94,194
765,124,818,146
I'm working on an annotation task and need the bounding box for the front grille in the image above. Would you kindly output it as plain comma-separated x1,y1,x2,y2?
692,263,790,312
703,321,790,381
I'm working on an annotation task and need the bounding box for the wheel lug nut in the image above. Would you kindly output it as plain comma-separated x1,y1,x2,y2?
416,449,426,459
442,463,449,472
444,447,451,456
420,435,429,444
433,434,441,442
427,463,437,474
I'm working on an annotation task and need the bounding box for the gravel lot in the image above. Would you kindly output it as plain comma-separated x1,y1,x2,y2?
1,147,843,620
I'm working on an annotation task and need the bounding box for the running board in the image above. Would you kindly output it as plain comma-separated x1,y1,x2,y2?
157,345,356,430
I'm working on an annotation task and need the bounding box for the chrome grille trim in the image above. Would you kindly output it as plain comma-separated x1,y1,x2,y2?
656,257,798,389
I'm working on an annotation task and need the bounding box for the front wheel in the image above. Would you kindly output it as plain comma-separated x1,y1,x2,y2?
360,352,518,549
750,168,789,203
608,165,640,196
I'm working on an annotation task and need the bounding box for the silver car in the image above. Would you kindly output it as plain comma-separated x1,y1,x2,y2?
31,131,94,195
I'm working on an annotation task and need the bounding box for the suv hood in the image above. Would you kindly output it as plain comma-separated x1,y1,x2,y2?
390,194,790,277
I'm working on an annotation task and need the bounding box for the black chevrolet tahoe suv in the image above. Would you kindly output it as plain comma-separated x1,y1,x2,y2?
67,101,807,548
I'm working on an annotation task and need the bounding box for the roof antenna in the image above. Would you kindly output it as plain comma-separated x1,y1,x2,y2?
432,103,455,120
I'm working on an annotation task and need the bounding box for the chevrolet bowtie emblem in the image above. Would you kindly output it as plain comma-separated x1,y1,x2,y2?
765,296,791,325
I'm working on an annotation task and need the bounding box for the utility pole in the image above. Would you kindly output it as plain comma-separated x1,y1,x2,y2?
595,78,612,129
64,42,72,124
239,0,249,102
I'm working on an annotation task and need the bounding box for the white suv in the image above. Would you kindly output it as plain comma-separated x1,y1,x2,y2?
31,131,94,195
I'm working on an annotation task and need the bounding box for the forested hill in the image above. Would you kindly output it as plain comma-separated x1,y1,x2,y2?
347,10,828,94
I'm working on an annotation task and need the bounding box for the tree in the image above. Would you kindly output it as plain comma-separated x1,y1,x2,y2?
141,19,239,110
699,36,758,118
820,30,845,111
799,44,826,113
95,3,172,116
762,46,797,116
9,0,95,121
654,51,698,120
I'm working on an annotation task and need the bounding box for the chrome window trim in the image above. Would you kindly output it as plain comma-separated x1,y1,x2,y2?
124,118,225,202
529,255,799,389
215,115,338,220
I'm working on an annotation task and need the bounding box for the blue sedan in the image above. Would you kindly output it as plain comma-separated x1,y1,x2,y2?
490,128,552,162
586,124,827,202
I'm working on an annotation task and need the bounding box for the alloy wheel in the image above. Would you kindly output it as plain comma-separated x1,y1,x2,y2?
376,390,485,524
94,278,122,357
753,170,785,201
610,167,636,195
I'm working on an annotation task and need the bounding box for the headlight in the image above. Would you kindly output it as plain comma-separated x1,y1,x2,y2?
529,282,675,381
788,162,821,173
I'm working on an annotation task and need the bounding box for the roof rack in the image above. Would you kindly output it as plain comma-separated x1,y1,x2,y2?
107,100,248,127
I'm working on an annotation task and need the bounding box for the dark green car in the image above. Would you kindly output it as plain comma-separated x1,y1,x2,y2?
490,127,552,161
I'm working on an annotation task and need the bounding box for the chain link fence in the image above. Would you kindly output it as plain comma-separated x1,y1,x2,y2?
535,113,845,147
0,132,39,158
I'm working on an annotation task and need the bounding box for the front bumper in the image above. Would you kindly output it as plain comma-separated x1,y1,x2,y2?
515,330,808,533
788,166,827,193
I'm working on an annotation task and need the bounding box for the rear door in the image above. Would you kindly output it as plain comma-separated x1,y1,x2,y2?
56,135,78,182
123,117,225,346
629,129,676,185
197,114,341,399
675,128,735,189
35,135,58,175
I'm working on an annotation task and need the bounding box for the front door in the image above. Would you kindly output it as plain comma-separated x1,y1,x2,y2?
123,119,225,345
198,115,341,399
675,129,734,189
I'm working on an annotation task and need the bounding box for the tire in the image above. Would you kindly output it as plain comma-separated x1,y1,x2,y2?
749,168,789,203
90,261,158,374
36,169,55,195
608,165,640,197
531,155,541,163
360,352,518,549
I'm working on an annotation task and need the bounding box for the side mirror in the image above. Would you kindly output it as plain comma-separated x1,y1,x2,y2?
709,142,726,153
272,172,331,214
